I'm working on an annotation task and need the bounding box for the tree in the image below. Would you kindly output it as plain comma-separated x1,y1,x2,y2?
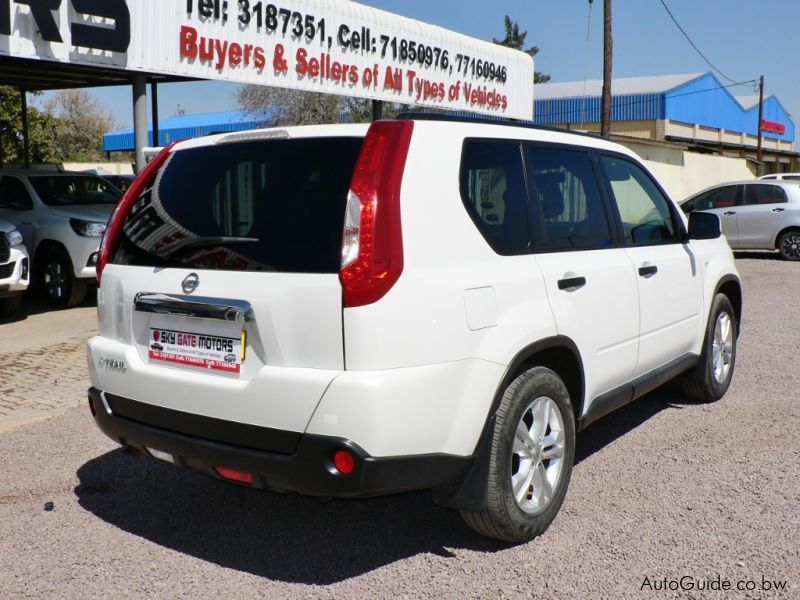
44,90,117,162
236,86,405,127
0,87,57,165
493,15,551,84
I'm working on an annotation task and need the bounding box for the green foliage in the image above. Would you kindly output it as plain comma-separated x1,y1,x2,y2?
493,15,551,84
0,86,56,165
44,90,117,162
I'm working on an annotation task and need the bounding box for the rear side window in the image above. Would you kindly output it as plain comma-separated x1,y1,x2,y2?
526,147,612,251
744,184,787,205
112,137,363,273
460,141,529,255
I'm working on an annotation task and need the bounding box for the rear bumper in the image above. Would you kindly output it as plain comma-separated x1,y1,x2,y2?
88,387,473,497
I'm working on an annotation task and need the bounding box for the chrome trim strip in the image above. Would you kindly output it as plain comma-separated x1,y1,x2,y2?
133,292,255,323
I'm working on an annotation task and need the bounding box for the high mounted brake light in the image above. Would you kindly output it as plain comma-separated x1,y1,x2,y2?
340,120,414,308
96,142,179,282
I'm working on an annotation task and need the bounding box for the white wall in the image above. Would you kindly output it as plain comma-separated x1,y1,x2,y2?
620,140,756,201
62,162,134,175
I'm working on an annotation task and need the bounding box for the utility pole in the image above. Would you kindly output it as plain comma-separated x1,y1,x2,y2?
601,0,613,137
756,75,764,174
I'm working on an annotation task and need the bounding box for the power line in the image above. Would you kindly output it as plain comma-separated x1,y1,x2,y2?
657,0,744,86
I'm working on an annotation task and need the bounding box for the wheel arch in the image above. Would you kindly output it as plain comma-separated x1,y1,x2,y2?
773,226,800,254
433,336,585,512
33,239,72,267
714,274,742,336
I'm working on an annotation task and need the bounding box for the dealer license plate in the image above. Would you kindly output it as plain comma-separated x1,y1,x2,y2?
148,325,245,374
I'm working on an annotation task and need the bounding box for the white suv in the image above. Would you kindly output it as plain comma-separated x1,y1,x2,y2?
0,171,121,307
0,218,30,316
87,116,741,542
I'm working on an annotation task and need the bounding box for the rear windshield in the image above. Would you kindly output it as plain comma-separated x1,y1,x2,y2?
30,175,121,206
111,137,363,273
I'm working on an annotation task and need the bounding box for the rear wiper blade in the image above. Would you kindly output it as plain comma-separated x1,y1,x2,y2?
162,236,260,257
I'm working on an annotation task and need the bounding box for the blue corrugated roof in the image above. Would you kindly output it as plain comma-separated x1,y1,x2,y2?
534,72,795,143
103,110,261,152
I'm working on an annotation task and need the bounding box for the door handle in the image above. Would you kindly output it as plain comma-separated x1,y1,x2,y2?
723,211,736,216
557,276,587,291
772,208,786,213
638,265,658,278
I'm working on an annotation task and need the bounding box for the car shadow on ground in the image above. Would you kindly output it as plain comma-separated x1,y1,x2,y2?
575,384,692,464
75,385,696,583
733,250,783,261
0,287,96,325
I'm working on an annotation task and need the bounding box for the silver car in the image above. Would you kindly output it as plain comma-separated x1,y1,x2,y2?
0,171,121,307
681,180,800,261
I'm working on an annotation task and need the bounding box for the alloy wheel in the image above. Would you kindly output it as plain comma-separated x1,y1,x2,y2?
780,234,800,260
510,396,566,515
712,312,734,384
44,260,66,299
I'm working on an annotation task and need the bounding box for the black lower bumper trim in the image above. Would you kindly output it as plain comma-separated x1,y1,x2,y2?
89,388,473,497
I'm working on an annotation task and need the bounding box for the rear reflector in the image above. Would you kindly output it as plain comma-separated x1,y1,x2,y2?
214,466,254,484
340,120,414,308
96,141,179,282
333,449,356,475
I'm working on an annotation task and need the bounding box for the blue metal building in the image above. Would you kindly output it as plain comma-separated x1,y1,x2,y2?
103,110,261,152
534,73,797,173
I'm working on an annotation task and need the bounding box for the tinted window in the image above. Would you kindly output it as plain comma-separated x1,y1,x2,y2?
29,175,121,206
689,186,740,211
601,156,679,246
783,175,800,181
112,138,363,273
527,147,611,251
460,141,529,255
0,177,33,210
744,184,787,205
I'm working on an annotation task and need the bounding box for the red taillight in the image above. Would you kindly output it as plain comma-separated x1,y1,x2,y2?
340,120,414,308
96,142,180,282
333,449,356,475
214,466,254,484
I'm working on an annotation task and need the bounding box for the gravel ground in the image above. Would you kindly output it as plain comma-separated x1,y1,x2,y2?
0,256,797,598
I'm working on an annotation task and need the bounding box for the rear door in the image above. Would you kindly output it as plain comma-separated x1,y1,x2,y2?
526,145,640,406
98,135,363,437
736,184,789,248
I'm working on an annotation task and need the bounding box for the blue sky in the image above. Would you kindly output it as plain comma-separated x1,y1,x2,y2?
59,0,800,131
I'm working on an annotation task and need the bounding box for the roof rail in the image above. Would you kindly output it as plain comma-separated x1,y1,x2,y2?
396,112,605,141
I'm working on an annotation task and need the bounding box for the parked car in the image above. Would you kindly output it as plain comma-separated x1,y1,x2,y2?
0,218,30,316
680,180,800,260
0,171,122,307
87,116,741,542
758,173,800,181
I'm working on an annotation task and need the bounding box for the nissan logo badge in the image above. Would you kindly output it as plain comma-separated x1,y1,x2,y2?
182,273,200,294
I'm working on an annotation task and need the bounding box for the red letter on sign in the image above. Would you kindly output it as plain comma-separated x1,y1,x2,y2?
180,25,198,59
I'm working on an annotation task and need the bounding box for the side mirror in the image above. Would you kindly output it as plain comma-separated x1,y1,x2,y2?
688,211,721,240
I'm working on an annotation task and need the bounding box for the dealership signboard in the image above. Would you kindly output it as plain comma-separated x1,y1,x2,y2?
0,0,535,120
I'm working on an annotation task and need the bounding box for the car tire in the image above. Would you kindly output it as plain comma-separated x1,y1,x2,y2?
681,293,737,402
39,249,87,308
778,230,800,261
461,367,576,543
0,294,23,317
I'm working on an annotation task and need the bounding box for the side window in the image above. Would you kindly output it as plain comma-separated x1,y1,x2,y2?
692,186,740,210
460,141,529,255
0,177,34,210
526,146,611,251
601,155,679,246
744,184,787,205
